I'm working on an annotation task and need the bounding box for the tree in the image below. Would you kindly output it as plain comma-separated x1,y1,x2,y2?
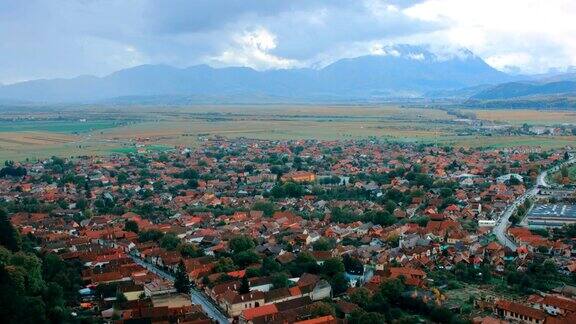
330,272,349,295
174,261,190,293
343,254,364,275
288,252,320,277
271,273,289,289
261,257,281,276
187,179,199,189
138,229,164,242
309,301,335,317
233,251,261,268
229,235,255,254
160,233,181,251
321,258,345,277
214,257,236,273
312,237,334,251
179,168,199,179
349,287,371,309
75,198,88,210
252,201,275,217
367,210,396,226
380,279,405,301
0,209,21,251
358,312,386,324
124,220,139,233
0,165,27,178
238,276,250,294
178,243,204,258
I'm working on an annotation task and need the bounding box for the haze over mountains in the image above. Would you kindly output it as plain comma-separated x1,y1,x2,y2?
0,45,573,105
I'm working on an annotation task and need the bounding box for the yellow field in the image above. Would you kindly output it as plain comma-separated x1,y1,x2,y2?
474,109,576,125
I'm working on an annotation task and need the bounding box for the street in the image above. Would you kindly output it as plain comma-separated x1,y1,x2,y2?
492,156,575,250
129,255,230,324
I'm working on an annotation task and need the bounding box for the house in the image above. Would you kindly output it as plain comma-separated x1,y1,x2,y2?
531,294,576,315
281,171,316,183
294,315,337,324
239,304,278,324
220,290,266,317
495,300,546,324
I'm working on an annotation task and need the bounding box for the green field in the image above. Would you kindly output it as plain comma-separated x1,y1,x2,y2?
1,106,575,162
0,120,120,133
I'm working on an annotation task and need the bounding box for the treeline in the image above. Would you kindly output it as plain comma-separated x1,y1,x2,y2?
346,279,469,324
0,208,85,323
0,161,27,178
464,97,576,109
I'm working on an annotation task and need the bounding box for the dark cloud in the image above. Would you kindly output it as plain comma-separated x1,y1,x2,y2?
0,0,437,82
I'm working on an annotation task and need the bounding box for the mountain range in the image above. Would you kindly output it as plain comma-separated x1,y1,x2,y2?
0,45,517,104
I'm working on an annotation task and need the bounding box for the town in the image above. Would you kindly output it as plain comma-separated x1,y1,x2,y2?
1,136,576,324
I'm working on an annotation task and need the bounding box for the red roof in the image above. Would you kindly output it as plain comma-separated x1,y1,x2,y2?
495,300,546,320
241,304,278,320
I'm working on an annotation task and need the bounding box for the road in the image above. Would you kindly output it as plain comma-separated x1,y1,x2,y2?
129,255,230,324
492,156,576,250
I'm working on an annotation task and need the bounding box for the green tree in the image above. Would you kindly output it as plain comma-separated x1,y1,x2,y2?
330,272,349,295
233,251,261,268
252,201,275,217
124,220,139,233
0,209,21,251
261,257,281,276
174,261,191,294
178,243,204,258
309,301,335,317
238,276,250,294
312,237,334,251
343,254,364,275
348,287,371,309
321,258,345,277
160,233,181,251
366,210,396,226
215,257,236,273
138,229,164,242
10,252,44,294
271,273,289,289
359,312,386,324
229,235,255,254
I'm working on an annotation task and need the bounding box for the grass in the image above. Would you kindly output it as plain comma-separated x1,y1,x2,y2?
549,164,576,185
110,145,174,154
0,120,120,134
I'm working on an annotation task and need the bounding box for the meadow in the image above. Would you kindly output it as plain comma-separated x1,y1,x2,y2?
0,105,574,162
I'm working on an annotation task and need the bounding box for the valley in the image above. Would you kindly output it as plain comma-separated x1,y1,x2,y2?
1,105,575,162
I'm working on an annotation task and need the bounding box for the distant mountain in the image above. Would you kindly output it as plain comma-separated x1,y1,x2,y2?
470,81,576,100
0,45,513,104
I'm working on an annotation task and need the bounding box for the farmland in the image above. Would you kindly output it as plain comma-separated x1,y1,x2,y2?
1,105,575,162
474,109,576,125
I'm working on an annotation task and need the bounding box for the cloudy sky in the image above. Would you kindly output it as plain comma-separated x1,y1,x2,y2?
1,0,575,84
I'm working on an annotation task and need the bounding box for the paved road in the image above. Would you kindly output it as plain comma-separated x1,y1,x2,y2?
492,156,576,250
129,255,230,324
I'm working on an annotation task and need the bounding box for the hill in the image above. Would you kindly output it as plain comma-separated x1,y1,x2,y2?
0,45,511,104
471,81,576,100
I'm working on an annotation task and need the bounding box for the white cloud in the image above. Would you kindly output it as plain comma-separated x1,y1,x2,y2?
209,28,300,70
407,53,425,61
2,0,576,81
403,0,576,73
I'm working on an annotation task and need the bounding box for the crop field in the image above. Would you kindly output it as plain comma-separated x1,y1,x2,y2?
0,105,575,162
473,109,576,125
0,120,121,133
